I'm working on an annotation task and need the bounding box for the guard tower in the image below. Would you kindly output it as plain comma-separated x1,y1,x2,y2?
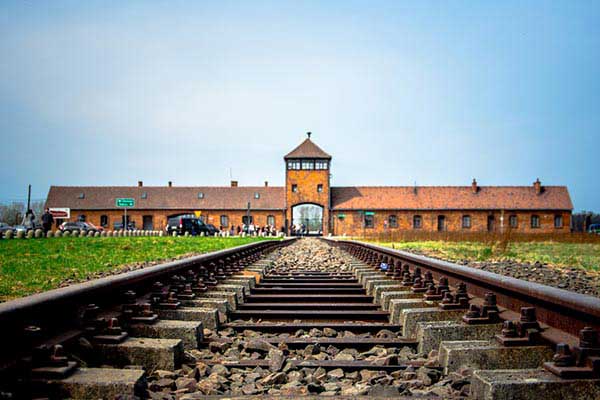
284,132,332,235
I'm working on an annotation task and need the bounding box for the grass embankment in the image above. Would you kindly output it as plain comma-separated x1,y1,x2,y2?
372,241,600,272
0,236,275,301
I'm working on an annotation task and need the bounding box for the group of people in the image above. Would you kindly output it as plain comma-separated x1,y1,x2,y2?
290,223,308,236
218,224,281,237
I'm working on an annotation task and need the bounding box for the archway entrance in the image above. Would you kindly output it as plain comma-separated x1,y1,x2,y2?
291,203,324,236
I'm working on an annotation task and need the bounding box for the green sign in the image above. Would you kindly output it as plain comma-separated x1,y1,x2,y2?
116,198,135,207
365,211,375,216
338,214,346,219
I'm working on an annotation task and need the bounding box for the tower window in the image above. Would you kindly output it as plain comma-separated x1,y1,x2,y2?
287,160,301,170
301,160,314,170
315,161,328,170
292,184,298,192
317,184,323,193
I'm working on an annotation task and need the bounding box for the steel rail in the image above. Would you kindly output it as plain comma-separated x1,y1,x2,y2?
0,238,293,363
324,238,600,346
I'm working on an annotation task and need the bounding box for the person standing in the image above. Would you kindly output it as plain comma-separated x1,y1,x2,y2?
41,208,54,233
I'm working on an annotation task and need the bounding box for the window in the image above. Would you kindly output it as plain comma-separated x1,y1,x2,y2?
301,160,314,170
287,160,301,170
141,192,148,199
242,216,253,224
388,215,398,228
554,214,563,228
254,192,260,199
198,192,204,199
78,192,85,199
413,215,422,229
509,215,518,228
267,215,275,226
315,161,328,170
78,215,86,222
462,215,471,229
100,215,108,227
317,184,323,193
531,215,540,228
220,215,229,227
292,184,298,192
364,214,374,228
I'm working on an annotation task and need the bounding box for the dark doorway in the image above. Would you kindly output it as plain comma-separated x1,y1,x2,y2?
292,203,324,236
143,215,153,230
487,215,495,232
437,215,446,231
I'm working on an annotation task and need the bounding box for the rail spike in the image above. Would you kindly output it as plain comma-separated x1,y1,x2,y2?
544,327,600,379
462,292,500,324
495,307,543,346
438,282,470,310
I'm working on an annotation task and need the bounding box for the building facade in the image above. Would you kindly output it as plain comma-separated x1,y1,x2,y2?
46,134,573,234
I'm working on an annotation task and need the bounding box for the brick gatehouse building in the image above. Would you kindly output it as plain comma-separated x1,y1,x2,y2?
46,134,573,235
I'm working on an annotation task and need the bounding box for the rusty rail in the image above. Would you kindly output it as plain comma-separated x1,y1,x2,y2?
324,238,600,346
0,238,293,365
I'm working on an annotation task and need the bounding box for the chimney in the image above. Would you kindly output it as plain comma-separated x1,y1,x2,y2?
168,181,172,187
533,178,542,195
471,178,478,194
264,181,268,187
307,131,312,139
231,180,238,187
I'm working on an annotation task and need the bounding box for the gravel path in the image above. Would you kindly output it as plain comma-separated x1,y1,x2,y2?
146,239,469,398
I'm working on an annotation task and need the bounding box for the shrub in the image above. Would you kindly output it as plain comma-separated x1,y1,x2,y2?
5,230,13,239
26,230,34,239
46,231,54,238
55,231,62,237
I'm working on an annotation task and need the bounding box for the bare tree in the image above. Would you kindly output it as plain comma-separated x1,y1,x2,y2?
0,202,25,225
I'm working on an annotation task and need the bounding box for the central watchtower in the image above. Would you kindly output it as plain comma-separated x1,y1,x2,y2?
284,132,331,235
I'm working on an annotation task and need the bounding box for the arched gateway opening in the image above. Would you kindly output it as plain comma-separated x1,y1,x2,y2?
291,203,324,236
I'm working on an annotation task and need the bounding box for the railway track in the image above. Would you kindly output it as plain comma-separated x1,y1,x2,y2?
0,237,599,399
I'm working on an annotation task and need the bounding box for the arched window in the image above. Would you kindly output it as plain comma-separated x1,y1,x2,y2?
388,215,398,228
220,215,229,228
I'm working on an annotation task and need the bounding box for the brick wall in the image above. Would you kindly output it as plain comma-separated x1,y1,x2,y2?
331,210,571,235
285,169,330,234
59,209,286,231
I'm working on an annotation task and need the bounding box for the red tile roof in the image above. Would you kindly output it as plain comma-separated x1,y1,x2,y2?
45,186,286,210
46,185,573,212
284,138,332,159
330,186,573,211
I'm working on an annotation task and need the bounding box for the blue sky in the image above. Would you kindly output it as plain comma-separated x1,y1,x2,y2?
0,1,598,211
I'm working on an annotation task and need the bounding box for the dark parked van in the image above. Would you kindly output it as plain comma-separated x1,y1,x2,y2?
166,216,211,236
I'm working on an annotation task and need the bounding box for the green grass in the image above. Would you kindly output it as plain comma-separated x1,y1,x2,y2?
372,240,600,272
0,236,275,301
